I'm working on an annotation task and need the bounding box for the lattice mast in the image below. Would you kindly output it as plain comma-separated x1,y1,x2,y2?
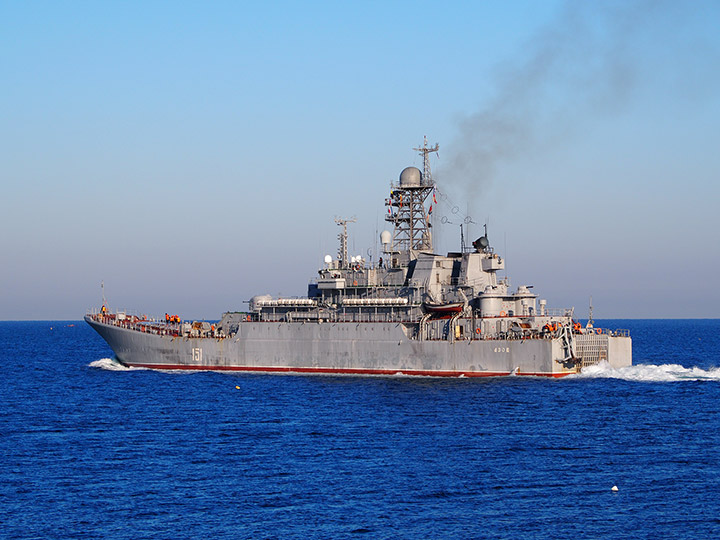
334,217,356,269
385,137,438,264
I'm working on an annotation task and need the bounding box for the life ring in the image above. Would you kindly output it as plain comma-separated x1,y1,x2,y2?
246,315,252,322
353,280,358,286
475,328,481,334
499,311,506,317
595,328,602,335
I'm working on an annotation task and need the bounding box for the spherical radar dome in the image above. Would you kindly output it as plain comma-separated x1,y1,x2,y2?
399,166,422,187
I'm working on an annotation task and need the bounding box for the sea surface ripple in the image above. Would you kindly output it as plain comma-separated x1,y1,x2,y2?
1,319,719,539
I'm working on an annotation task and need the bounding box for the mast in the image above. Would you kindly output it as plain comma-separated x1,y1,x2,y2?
334,217,356,269
385,137,438,265
413,135,439,184
100,280,108,314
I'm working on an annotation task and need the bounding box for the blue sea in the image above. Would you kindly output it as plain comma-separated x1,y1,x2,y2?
2,320,720,539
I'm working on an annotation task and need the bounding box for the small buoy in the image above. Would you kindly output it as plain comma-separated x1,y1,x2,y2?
235,385,240,390
611,485,619,492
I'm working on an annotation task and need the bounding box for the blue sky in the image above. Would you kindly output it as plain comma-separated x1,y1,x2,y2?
2,0,719,319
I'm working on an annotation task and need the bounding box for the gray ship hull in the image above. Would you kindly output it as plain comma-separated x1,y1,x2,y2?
85,315,631,377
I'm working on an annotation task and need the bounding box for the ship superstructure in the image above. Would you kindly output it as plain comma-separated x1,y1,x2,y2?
86,139,631,376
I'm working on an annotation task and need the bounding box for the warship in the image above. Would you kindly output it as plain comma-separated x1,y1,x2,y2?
86,139,631,377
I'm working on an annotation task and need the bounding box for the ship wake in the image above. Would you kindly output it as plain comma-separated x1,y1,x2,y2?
89,357,145,371
573,362,720,382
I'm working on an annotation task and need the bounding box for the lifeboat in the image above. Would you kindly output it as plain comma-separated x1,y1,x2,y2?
422,301,464,314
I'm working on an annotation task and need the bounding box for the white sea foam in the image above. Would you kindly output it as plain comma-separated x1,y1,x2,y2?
572,362,720,382
88,358,144,371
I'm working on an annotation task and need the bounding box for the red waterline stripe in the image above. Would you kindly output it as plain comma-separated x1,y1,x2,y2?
123,363,571,378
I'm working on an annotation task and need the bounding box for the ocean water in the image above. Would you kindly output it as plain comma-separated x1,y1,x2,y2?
1,319,720,539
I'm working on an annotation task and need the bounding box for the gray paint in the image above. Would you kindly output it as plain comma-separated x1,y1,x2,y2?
86,140,632,376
